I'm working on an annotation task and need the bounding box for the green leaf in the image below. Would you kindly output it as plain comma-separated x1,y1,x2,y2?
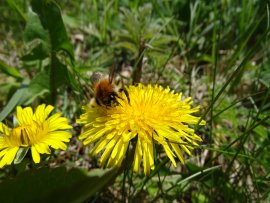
14,148,29,164
0,72,50,120
66,68,81,92
23,9,49,43
50,55,80,92
114,41,138,55
29,0,77,104
0,60,22,79
31,0,74,59
0,85,27,122
21,71,50,105
22,9,50,61
253,125,268,138
0,167,118,203
53,56,70,88
21,40,49,61
6,0,27,23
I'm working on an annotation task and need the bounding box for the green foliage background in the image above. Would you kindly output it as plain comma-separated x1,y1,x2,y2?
0,0,269,202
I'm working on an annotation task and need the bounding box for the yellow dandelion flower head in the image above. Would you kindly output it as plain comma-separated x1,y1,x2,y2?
77,84,206,175
0,104,72,168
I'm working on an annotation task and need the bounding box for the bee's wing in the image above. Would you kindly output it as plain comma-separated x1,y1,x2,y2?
109,63,116,84
91,72,103,86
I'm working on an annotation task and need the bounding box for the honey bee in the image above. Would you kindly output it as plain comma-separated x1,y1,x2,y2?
91,67,130,107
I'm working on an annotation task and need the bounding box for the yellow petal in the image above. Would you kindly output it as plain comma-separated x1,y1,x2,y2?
0,122,10,135
91,138,111,155
35,143,51,154
100,143,114,166
143,142,150,175
163,144,177,167
31,146,40,163
0,147,19,168
171,143,185,164
133,139,142,173
16,106,33,125
111,138,122,159
6,147,19,165
0,148,9,158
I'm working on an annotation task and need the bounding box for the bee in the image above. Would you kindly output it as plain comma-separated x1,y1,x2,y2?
91,67,130,107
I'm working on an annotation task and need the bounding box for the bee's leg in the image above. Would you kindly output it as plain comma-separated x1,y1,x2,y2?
119,88,130,104
96,98,101,106
110,92,119,107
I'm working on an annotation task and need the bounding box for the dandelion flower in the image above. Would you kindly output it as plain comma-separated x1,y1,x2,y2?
77,84,205,175
0,104,72,168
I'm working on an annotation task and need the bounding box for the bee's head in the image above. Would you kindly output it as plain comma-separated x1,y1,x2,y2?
103,92,118,106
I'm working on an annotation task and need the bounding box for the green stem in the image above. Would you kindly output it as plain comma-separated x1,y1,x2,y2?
132,38,145,84
49,53,57,104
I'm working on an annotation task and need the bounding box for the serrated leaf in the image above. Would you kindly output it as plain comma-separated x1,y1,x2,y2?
31,0,74,59
23,9,49,43
22,9,50,61
14,148,29,164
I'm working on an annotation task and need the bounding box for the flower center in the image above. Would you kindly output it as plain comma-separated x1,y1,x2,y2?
10,120,46,147
13,124,34,146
